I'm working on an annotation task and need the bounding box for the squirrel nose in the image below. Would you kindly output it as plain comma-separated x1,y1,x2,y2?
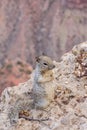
53,65,55,68
49,65,55,69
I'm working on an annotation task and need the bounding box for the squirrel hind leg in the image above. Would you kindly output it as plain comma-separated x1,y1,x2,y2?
35,99,50,109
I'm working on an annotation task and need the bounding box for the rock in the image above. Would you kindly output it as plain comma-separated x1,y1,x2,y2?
0,42,87,130
80,123,87,130
75,99,87,118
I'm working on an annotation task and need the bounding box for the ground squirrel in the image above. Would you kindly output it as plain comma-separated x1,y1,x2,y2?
8,55,55,124
33,55,55,109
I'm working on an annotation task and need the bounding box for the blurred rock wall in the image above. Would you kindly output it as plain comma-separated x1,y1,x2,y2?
0,0,87,66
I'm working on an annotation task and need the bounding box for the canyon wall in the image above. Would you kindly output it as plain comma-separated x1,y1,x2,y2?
0,0,87,66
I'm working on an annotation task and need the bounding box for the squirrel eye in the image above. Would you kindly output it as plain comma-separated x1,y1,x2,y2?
43,63,48,65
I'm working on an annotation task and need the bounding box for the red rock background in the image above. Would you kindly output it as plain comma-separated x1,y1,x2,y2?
0,0,87,94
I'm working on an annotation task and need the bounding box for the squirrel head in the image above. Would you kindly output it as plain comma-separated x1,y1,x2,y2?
35,55,55,72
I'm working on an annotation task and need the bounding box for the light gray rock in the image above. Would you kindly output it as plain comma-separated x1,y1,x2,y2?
0,42,87,130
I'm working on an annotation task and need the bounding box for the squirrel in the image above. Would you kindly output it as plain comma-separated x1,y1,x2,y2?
33,55,55,109
8,55,55,124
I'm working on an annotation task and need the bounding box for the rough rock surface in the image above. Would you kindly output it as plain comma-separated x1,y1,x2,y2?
0,42,87,130
0,0,87,66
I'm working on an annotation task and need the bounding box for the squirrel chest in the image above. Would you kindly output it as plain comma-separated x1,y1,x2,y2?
33,69,54,100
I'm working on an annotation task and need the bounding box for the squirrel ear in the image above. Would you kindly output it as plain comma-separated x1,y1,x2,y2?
35,56,40,62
